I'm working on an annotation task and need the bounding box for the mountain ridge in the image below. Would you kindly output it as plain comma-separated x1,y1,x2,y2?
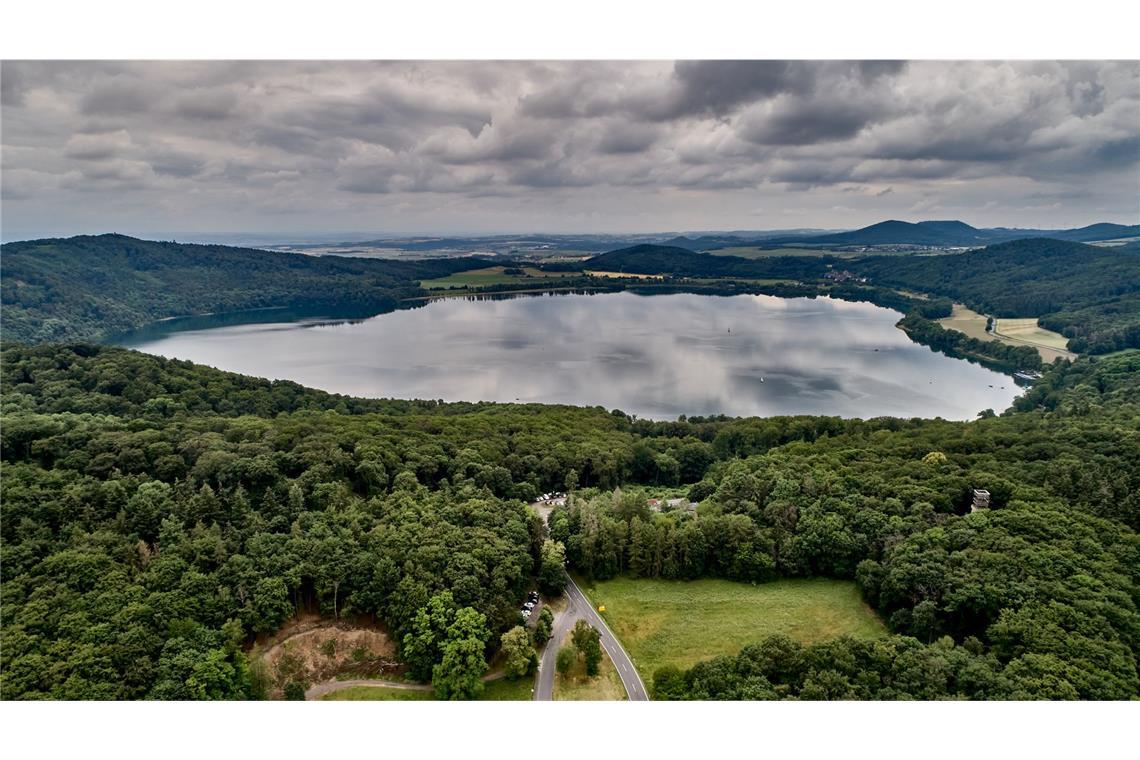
737,220,1140,248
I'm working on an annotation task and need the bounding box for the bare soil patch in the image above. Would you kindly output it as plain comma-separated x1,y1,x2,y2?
253,615,401,698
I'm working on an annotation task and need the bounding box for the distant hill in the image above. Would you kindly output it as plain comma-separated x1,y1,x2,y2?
0,234,491,344
584,244,835,280
800,220,994,247
586,244,713,271
744,220,1140,248
988,222,1140,243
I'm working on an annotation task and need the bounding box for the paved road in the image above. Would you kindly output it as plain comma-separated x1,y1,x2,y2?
529,497,648,701
532,574,648,701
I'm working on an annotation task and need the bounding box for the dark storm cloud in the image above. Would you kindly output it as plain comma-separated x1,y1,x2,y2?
739,98,881,145
650,60,816,119
1,60,1137,238
1092,134,1140,166
857,60,907,81
148,150,206,178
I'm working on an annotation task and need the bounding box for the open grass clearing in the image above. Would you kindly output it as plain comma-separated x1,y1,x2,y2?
580,577,886,681
479,675,535,701
319,675,532,701
419,266,572,290
993,318,1073,350
585,270,663,280
320,685,433,701
937,303,1076,362
937,303,995,342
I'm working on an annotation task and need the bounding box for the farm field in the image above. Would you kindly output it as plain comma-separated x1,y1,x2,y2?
585,270,664,279
419,265,571,289
937,303,1076,362
994,318,1073,350
551,633,627,701
580,577,886,681
937,303,995,342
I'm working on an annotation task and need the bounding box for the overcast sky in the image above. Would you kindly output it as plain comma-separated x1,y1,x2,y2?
2,60,1137,241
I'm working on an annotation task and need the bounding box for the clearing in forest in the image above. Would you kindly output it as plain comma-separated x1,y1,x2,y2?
419,266,570,289
584,270,663,279
937,303,1077,362
937,303,995,342
253,615,401,699
581,577,886,681
993,318,1074,352
318,677,533,701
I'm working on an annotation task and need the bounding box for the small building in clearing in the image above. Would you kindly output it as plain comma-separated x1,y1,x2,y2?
970,489,991,512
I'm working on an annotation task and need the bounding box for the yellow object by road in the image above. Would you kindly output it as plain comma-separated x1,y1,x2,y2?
598,605,605,612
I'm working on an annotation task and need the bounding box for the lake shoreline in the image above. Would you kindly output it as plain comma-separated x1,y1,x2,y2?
114,290,1024,422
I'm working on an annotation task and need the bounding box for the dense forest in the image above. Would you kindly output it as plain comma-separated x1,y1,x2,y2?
1,233,1139,700
1,342,1137,699
0,234,492,345
552,352,1140,699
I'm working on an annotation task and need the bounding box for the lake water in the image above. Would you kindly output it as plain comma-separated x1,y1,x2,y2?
118,292,1022,420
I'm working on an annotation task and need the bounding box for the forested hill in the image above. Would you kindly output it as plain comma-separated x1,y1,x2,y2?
0,234,491,345
583,238,1140,355
2,343,1137,699
584,244,835,279
742,219,1140,248
852,239,1140,353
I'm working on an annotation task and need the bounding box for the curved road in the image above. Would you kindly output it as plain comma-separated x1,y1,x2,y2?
529,498,648,700
533,574,648,701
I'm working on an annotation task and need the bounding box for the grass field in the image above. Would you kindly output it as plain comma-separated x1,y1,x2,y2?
585,270,663,279
551,634,627,701
581,577,886,680
319,676,532,701
479,676,534,701
937,303,1076,362
419,266,571,290
937,304,994,342
320,685,433,701
993,318,1072,350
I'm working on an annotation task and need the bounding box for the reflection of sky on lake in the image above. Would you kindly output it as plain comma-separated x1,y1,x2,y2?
119,292,1022,420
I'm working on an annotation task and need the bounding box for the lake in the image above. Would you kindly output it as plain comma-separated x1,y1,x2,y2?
117,292,1022,420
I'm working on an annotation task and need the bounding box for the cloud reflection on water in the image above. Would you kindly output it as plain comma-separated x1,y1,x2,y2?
121,292,1022,420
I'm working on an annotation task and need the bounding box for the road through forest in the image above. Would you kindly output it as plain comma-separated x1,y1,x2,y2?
530,498,648,701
